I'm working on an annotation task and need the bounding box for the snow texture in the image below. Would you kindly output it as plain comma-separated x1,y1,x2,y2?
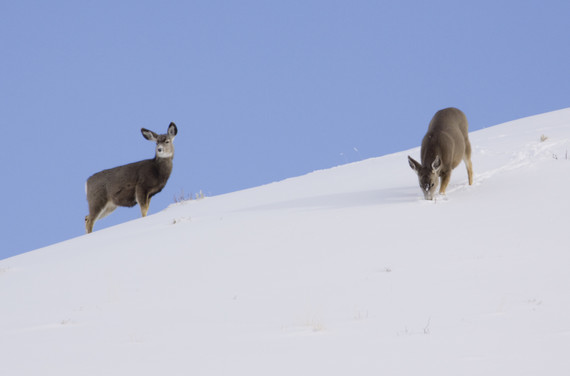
1,109,570,375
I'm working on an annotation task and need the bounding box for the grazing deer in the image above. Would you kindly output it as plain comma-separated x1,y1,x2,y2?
408,108,473,200
85,122,178,233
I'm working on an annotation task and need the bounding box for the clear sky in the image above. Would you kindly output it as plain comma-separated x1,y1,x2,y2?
1,0,569,260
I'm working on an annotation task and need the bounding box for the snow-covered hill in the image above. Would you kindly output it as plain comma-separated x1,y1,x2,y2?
2,109,570,375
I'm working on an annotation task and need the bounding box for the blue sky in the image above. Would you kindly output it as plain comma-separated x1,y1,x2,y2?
1,0,569,260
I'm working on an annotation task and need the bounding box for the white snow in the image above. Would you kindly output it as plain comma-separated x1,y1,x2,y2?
2,108,570,375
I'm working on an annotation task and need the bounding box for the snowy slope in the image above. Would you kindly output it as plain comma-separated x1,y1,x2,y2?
1,109,570,375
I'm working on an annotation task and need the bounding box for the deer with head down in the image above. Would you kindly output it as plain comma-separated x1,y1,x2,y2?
85,122,178,233
408,108,473,200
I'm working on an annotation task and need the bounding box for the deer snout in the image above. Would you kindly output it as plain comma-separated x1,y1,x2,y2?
155,143,174,158
422,182,437,200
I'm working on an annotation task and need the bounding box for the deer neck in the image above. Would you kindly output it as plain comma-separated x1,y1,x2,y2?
154,156,173,178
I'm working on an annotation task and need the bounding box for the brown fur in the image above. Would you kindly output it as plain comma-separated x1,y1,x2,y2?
85,123,177,233
408,108,473,200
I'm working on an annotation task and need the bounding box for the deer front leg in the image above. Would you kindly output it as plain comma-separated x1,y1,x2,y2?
136,188,150,217
439,171,451,194
140,199,150,217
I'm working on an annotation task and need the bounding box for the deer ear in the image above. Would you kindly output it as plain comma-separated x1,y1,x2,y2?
141,128,158,141
431,155,442,172
408,156,421,173
168,122,178,138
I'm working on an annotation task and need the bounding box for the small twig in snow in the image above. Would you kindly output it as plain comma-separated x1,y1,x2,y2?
424,317,432,334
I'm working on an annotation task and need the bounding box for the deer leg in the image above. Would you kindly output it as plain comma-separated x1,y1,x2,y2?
85,198,104,234
85,201,116,233
464,155,473,185
136,188,150,217
85,215,94,234
464,141,473,185
140,199,150,217
465,159,473,185
439,171,451,194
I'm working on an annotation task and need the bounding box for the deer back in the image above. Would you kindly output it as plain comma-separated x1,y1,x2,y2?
421,107,468,171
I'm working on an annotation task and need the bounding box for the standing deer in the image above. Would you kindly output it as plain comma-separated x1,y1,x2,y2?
85,122,178,233
408,108,473,200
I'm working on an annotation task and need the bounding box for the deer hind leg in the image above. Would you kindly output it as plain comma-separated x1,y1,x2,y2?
85,215,94,234
464,140,474,185
85,200,117,234
465,158,473,185
85,200,102,234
